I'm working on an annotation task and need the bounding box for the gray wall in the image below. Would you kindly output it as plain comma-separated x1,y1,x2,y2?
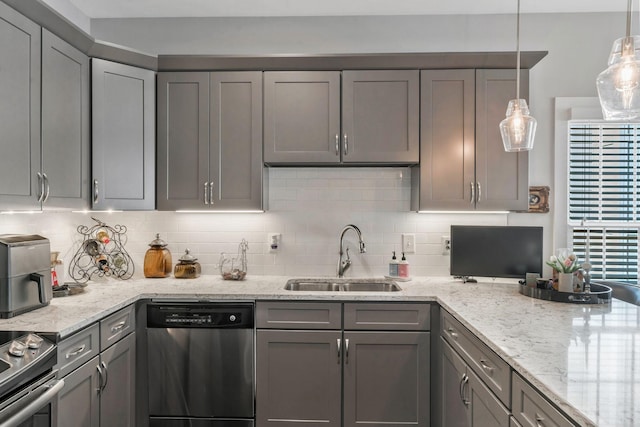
91,12,621,254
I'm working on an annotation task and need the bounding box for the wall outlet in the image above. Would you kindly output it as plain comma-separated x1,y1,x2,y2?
441,236,451,255
268,233,281,253
402,233,416,254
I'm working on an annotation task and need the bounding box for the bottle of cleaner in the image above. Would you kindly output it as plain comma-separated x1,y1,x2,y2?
399,253,409,278
389,251,399,277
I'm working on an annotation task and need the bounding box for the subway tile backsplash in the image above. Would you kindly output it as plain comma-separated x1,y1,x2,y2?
0,168,508,279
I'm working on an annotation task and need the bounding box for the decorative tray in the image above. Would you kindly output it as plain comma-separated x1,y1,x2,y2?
519,283,612,305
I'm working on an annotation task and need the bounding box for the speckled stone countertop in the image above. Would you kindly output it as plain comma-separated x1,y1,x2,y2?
1,275,637,427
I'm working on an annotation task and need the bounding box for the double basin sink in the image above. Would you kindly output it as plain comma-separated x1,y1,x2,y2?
284,277,401,292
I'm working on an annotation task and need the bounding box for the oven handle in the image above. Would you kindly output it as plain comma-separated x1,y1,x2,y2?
0,378,64,426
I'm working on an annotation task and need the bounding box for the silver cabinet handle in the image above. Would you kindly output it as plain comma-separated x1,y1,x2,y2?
479,359,494,373
93,179,99,204
461,373,470,406
110,321,126,333
535,414,545,427
36,172,44,202
100,361,109,391
42,173,50,203
476,181,481,203
337,338,341,363
210,181,215,205
344,338,350,363
335,134,340,156
65,344,86,359
343,133,348,155
470,182,475,204
204,182,209,205
96,363,104,393
447,327,458,339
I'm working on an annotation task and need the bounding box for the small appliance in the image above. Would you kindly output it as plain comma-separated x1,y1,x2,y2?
0,235,53,318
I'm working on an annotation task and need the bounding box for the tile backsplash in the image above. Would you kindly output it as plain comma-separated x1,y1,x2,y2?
0,168,508,279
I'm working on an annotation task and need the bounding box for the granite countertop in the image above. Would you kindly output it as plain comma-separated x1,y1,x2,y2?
1,275,637,427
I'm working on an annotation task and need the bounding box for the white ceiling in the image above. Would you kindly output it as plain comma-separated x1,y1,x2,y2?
66,0,628,19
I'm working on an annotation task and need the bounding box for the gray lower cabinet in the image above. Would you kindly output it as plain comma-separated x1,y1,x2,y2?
41,28,90,210
157,71,264,211
92,58,155,210
57,306,136,426
263,70,419,165
441,339,509,427
256,302,430,427
413,69,529,211
0,2,41,210
511,374,573,427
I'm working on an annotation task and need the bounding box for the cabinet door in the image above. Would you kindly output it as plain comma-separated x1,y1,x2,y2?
264,71,341,164
342,70,419,164
100,332,136,427
256,330,342,427
210,72,264,210
92,58,155,210
57,355,100,427
0,3,41,210
343,331,430,427
441,339,470,427
467,370,510,427
416,70,475,210
41,29,90,210
156,72,209,210
475,69,529,211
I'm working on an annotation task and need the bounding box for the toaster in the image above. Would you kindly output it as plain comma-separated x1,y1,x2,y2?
0,235,53,318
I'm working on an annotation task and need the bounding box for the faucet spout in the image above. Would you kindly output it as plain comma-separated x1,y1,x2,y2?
337,224,366,277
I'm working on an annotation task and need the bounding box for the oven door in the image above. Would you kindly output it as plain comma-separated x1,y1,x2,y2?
0,371,64,427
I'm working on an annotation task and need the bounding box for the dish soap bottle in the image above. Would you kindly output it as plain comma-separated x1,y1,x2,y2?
389,251,399,277
398,252,410,278
144,234,172,278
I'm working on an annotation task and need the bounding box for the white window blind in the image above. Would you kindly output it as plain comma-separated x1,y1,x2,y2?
568,122,640,285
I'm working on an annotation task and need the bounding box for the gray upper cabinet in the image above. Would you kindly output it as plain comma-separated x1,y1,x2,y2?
157,71,264,211
342,70,419,164
92,58,155,210
264,71,341,164
0,3,41,210
263,70,419,165
41,29,90,210
413,69,529,211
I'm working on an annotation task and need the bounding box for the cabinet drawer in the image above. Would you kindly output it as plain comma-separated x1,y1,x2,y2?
512,374,574,427
256,302,342,329
510,415,523,427
56,323,100,377
441,310,511,407
343,303,430,330
100,305,135,350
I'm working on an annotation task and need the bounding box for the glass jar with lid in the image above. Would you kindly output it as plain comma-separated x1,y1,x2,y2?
143,234,172,278
174,249,201,279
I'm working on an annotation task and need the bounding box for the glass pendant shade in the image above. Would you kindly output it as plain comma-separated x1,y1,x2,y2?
597,36,640,120
499,99,537,152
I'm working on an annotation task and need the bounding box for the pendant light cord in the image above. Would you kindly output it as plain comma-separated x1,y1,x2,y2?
516,0,521,100
627,0,632,38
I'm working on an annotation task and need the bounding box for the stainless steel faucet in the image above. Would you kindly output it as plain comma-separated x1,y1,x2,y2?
337,224,366,277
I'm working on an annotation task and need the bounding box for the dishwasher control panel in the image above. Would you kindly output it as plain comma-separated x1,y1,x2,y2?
147,303,254,328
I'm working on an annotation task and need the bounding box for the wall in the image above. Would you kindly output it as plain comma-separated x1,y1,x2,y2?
4,11,621,279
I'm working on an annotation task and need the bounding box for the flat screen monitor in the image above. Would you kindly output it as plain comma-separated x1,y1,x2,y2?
450,225,543,279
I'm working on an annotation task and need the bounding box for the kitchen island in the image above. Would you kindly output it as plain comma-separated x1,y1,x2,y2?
0,275,637,427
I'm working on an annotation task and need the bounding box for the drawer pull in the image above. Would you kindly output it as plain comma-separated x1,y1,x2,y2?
479,359,494,373
345,338,350,364
65,344,86,359
110,321,126,333
337,338,341,363
535,414,545,427
447,327,459,339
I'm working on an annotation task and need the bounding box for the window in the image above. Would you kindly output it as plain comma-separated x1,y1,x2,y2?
567,122,639,285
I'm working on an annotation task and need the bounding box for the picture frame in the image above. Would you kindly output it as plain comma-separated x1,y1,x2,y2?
528,186,550,213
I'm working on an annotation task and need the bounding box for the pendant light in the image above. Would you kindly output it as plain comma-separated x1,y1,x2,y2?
500,0,537,152
596,0,640,120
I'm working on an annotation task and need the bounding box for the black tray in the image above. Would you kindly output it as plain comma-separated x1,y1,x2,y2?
519,282,612,304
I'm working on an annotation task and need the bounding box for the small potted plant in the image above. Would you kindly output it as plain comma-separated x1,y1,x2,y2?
546,248,580,292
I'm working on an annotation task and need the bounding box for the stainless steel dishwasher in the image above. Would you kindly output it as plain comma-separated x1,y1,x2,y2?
146,302,254,427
